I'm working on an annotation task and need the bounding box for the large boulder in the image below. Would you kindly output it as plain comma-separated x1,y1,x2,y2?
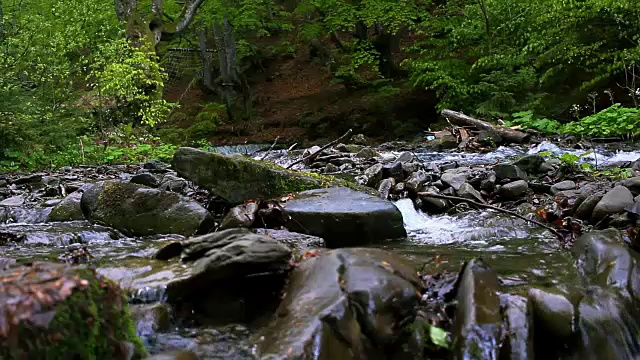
255,248,421,359
48,190,85,222
283,187,406,247
162,229,292,323
0,262,146,359
81,181,214,236
172,147,326,204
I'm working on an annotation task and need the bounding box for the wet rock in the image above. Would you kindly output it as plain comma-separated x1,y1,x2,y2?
0,222,123,245
0,262,146,359
538,161,556,173
480,171,497,192
351,133,370,145
334,143,351,153
356,147,378,159
477,130,502,146
0,196,25,206
419,191,450,214
513,155,545,174
394,182,406,193
144,351,198,360
42,199,62,207
457,183,485,203
405,170,428,194
383,162,405,182
494,164,528,181
452,259,501,360
500,294,534,360
131,173,160,188
378,178,395,200
499,180,528,200
172,147,325,204
550,180,576,195
255,228,325,250
12,173,43,185
572,229,640,299
528,288,574,338
441,168,471,191
573,287,640,360
302,146,322,163
592,186,634,221
167,229,291,303
256,248,420,359
283,187,406,247
396,151,415,163
219,202,259,230
574,194,603,220
425,135,458,150
622,176,640,196
81,181,215,236
48,191,85,222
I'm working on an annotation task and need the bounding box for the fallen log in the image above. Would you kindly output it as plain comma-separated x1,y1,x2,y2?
441,109,530,144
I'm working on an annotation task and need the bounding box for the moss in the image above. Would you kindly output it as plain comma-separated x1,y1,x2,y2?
0,265,147,360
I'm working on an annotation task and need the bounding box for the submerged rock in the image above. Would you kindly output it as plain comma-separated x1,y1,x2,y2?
452,259,501,360
0,262,146,359
283,187,406,247
81,181,214,236
172,147,325,204
255,248,420,359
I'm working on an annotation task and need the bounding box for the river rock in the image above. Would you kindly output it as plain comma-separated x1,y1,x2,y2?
441,168,471,191
351,133,370,145
528,288,574,338
130,173,160,188
452,259,501,360
283,187,406,247
255,248,420,359
165,229,291,322
396,151,415,163
494,164,528,181
419,188,450,214
144,351,198,360
11,173,43,185
500,294,534,360
513,155,545,174
81,181,215,236
131,303,172,337
574,194,603,220
48,191,85,222
622,176,640,196
550,180,576,195
255,228,325,250
591,186,634,221
0,196,25,206
0,222,123,245
363,163,384,187
457,183,485,203
0,262,146,359
219,202,259,230
572,229,640,300
405,170,428,194
499,180,528,200
378,178,395,200
172,147,325,204
356,147,378,159
383,161,405,182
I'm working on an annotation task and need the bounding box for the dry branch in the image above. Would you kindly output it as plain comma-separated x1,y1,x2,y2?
286,129,353,169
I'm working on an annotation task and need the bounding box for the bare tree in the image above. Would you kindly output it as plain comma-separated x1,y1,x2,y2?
114,0,206,50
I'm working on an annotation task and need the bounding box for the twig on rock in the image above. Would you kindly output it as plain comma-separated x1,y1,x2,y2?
286,129,353,169
417,192,563,238
260,136,280,160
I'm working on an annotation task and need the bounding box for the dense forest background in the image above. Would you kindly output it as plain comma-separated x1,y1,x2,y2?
1,0,639,170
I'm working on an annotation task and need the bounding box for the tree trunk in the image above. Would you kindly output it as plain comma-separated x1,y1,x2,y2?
198,29,215,91
213,18,239,121
441,109,530,144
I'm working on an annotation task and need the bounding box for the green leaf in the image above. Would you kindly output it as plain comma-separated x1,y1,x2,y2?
428,325,449,349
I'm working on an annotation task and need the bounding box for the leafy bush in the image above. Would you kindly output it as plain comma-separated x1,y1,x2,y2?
504,111,562,134
562,104,640,137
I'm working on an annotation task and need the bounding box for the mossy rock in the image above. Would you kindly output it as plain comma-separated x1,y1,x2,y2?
172,147,373,204
48,191,85,222
0,262,146,360
81,181,215,236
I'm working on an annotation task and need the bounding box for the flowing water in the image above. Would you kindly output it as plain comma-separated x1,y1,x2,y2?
1,142,639,358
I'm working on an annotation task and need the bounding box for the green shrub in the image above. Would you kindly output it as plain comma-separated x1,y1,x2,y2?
562,104,640,137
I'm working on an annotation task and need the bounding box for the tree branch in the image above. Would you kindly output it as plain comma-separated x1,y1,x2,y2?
417,192,564,238
172,0,206,34
286,129,353,169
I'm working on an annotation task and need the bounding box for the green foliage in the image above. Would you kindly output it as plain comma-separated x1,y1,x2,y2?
504,111,562,134
562,104,640,137
407,0,640,118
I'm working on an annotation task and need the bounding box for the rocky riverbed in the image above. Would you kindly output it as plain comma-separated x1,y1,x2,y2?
1,136,640,359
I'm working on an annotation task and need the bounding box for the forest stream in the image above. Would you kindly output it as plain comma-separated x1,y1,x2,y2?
2,140,640,359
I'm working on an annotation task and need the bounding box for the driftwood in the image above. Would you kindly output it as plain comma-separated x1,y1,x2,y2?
286,129,353,169
259,136,279,160
417,192,563,238
441,109,530,144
